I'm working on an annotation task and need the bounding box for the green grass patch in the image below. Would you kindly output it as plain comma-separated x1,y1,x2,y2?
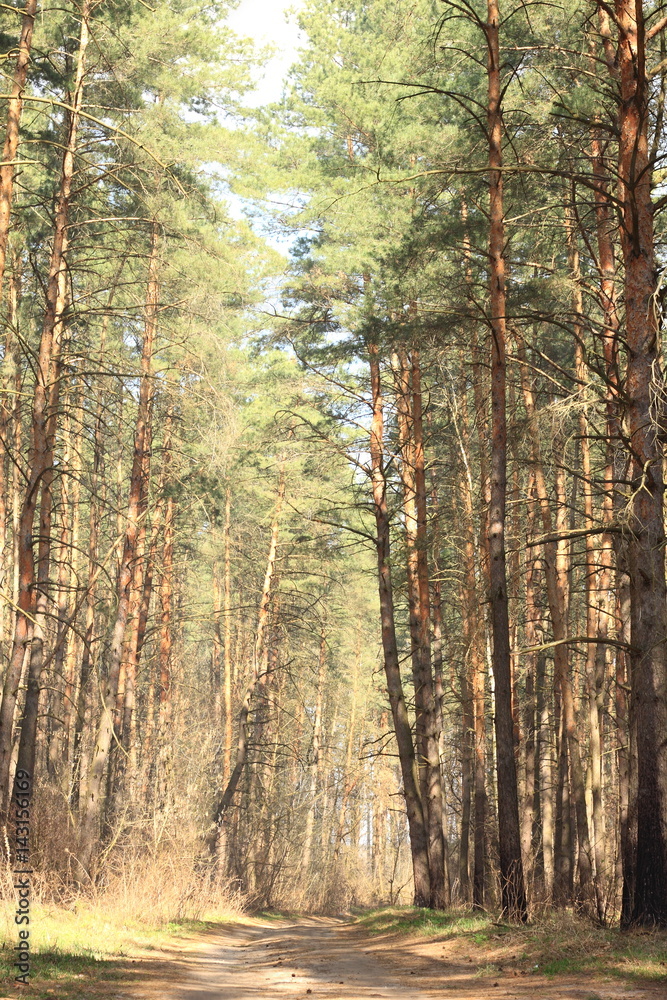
253,909,302,921
0,939,123,999
0,901,234,998
355,905,493,939
540,955,580,976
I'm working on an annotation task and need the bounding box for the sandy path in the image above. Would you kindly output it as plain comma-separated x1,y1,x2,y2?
151,917,436,1000
126,917,660,1000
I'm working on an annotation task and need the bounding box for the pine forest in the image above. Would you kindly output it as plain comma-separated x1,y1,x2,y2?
0,0,667,996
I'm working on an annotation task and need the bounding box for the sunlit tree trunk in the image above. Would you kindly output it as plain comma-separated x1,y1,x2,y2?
155,419,175,812
0,264,24,825
411,350,447,907
455,378,488,909
590,122,631,924
567,209,607,921
224,486,233,783
458,650,473,904
77,220,160,879
47,387,80,780
114,435,153,805
207,469,285,858
428,448,452,903
6,2,91,810
60,385,83,771
302,627,326,873
553,688,574,903
522,477,540,893
0,263,20,648
394,346,446,909
5,265,23,649
124,510,157,786
517,333,594,910
0,0,37,302
367,338,430,907
535,648,554,900
333,653,359,863
212,564,223,725
70,318,108,809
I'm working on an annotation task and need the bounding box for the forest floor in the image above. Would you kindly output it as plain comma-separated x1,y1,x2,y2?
0,907,666,999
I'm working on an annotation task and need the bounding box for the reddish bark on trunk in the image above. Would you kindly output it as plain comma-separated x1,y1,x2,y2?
77,221,160,879
601,0,667,926
0,0,37,301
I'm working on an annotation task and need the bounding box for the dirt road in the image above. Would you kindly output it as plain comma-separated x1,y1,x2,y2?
124,917,661,1000
161,916,435,1000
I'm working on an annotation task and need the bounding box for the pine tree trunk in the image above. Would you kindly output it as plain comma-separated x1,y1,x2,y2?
367,338,431,907
394,346,446,909
535,649,554,900
458,655,473,904
206,470,285,856
590,128,627,922
5,265,23,652
608,0,667,926
212,564,223,726
223,486,233,785
455,377,487,908
521,656,536,886
302,628,326,873
411,350,446,908
485,0,527,921
156,419,175,811
517,334,595,909
0,0,37,301
523,482,541,892
618,579,635,923
0,269,26,826
590,129,622,625
567,209,607,922
0,267,18,649
70,329,108,809
8,2,91,805
60,384,83,771
333,655,359,863
553,691,574,903
47,391,75,780
113,440,153,808
428,454,452,904
76,221,160,880
122,511,157,793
